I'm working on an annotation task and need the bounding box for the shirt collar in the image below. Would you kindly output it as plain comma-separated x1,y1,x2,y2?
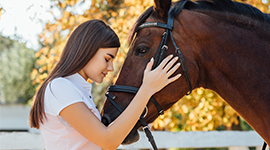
65,73,92,94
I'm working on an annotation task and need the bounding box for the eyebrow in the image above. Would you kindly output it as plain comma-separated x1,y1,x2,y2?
107,53,115,59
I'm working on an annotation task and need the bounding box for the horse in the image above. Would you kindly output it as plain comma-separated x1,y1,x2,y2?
101,0,270,146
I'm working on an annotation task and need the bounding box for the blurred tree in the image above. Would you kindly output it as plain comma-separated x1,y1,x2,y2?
240,0,270,13
30,0,126,108
152,88,239,131
30,0,153,109
0,34,14,53
0,34,36,104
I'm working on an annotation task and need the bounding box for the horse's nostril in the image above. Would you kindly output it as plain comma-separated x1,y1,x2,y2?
101,114,111,127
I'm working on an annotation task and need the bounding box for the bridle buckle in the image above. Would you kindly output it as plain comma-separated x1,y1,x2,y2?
142,125,150,130
159,110,164,115
162,45,168,50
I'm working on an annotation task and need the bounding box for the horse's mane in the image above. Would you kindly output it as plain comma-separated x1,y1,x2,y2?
128,0,270,45
170,0,270,23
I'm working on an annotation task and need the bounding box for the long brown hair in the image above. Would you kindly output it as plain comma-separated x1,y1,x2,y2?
29,19,120,129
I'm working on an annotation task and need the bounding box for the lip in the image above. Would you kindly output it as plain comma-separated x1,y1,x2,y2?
102,72,107,77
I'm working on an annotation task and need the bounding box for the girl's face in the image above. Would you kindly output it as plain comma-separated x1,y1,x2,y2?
79,47,118,83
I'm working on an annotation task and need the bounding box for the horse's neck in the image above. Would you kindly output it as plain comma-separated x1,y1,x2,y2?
175,9,270,143
200,41,270,144
194,16,270,143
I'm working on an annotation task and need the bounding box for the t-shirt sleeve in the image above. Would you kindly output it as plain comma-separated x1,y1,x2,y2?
44,78,84,116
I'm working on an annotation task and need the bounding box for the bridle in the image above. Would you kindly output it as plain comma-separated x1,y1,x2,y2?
104,1,193,150
105,1,270,149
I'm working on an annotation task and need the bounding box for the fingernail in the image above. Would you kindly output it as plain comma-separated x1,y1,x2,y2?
169,54,173,58
151,57,154,61
176,63,181,66
174,57,179,60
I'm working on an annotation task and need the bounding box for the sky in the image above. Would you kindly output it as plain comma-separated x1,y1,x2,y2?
0,0,91,50
0,0,52,50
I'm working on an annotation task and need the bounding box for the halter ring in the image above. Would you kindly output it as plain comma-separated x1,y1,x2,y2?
142,106,148,118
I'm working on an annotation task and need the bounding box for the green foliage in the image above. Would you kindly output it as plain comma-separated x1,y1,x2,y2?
0,34,14,53
153,88,239,131
240,117,253,131
0,35,36,104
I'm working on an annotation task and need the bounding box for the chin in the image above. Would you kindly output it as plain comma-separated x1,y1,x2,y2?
121,129,140,144
90,78,103,84
96,80,102,84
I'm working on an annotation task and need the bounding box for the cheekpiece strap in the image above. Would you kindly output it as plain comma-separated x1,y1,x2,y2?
107,85,164,115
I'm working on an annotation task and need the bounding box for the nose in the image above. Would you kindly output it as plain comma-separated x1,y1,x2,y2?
102,114,111,127
107,62,114,72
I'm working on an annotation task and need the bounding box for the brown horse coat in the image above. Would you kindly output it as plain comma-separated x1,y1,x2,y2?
102,0,270,145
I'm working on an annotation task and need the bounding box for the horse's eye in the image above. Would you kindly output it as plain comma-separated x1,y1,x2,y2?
138,47,147,53
136,47,149,56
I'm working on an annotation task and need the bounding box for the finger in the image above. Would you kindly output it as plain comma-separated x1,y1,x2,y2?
167,73,182,83
164,57,179,72
158,54,173,69
167,63,181,77
145,57,154,72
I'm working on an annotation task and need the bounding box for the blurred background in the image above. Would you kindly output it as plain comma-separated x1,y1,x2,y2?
0,0,269,149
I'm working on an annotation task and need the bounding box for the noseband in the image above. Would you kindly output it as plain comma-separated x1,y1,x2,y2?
105,2,192,149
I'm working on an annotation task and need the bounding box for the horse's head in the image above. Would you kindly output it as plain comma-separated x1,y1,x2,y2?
100,0,270,145
101,0,200,144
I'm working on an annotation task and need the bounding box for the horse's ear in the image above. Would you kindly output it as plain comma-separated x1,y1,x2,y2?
153,0,171,19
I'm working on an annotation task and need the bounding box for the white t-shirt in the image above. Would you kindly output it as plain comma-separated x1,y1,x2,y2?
40,73,102,150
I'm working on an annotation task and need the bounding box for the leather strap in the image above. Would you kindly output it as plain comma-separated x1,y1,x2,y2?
104,1,269,149
140,116,158,150
106,92,123,113
137,22,173,31
152,31,169,69
104,2,192,150
107,85,164,115
167,0,192,95
262,141,268,150
108,85,138,94
176,49,192,95
136,2,193,95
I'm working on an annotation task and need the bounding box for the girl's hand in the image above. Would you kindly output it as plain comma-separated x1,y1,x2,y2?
141,55,182,95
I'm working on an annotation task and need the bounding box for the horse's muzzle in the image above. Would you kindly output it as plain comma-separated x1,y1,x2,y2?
101,114,111,127
122,127,140,144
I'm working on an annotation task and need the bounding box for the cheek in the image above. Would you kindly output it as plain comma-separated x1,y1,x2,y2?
83,62,94,75
86,59,105,76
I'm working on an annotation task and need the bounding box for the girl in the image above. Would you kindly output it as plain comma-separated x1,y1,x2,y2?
29,19,181,150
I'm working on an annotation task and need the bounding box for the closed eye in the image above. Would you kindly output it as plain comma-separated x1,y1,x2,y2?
105,53,115,62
